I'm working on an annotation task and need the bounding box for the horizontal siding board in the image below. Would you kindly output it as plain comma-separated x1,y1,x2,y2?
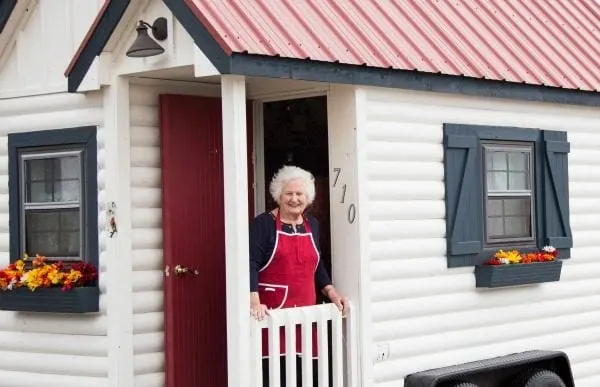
0,370,107,387
364,86,600,385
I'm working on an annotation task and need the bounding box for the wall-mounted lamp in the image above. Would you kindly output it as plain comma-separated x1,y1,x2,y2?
126,17,168,58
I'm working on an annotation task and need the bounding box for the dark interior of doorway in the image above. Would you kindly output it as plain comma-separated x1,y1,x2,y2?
263,96,331,301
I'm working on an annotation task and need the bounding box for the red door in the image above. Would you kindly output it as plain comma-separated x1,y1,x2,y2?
160,94,253,387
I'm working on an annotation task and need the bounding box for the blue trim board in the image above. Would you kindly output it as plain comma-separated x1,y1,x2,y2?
66,0,600,108
67,0,130,92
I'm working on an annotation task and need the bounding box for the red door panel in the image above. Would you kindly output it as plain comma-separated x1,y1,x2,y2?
161,94,253,387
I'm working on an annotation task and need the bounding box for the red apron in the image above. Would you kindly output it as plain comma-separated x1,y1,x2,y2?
258,211,320,358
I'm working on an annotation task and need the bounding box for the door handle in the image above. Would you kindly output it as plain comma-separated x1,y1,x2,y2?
174,264,199,275
164,264,199,277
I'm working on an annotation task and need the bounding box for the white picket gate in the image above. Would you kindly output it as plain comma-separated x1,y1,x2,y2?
250,303,356,387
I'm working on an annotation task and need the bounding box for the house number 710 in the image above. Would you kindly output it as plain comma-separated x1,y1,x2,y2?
332,168,356,224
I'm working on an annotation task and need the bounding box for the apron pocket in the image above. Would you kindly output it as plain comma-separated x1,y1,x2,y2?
258,283,288,310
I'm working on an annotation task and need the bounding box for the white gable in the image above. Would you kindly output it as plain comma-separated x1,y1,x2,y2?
103,0,217,80
0,0,102,98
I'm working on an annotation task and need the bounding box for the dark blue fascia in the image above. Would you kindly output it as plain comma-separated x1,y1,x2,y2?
229,54,600,107
0,0,17,34
67,0,130,92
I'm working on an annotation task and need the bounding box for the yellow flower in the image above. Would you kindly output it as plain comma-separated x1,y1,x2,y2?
15,260,25,272
494,249,522,264
47,269,63,285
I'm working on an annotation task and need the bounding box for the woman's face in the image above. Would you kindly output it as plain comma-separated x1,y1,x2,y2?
279,179,308,217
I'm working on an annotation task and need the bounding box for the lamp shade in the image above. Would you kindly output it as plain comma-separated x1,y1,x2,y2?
126,24,164,58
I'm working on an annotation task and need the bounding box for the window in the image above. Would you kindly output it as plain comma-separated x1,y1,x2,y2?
8,127,98,265
443,124,572,268
20,150,84,259
483,144,535,245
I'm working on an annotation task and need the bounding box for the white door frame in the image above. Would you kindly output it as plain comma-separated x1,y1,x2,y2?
251,90,328,215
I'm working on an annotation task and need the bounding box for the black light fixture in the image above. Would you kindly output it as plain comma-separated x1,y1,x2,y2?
126,17,168,58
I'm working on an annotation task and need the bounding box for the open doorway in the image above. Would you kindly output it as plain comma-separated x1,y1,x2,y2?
261,96,332,294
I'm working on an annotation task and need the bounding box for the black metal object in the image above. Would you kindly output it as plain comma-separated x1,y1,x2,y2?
126,18,168,58
404,350,574,387
475,261,562,288
0,286,99,313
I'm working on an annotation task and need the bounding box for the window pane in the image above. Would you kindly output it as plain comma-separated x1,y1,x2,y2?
504,216,529,237
25,209,80,257
508,152,529,171
487,199,503,216
28,159,49,181
55,180,80,202
504,197,530,216
59,157,81,179
508,171,529,190
27,182,53,202
25,156,80,203
487,171,508,191
486,197,532,240
487,216,504,238
487,151,507,171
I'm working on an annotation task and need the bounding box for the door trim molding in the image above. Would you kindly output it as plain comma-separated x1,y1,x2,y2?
252,100,265,215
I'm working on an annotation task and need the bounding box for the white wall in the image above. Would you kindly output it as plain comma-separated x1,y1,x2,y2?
357,87,600,387
0,0,103,98
0,92,108,387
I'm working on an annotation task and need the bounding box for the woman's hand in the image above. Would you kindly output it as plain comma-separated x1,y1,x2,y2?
250,292,269,320
323,285,349,316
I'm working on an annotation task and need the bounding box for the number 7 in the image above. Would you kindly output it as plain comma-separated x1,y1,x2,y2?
333,168,341,187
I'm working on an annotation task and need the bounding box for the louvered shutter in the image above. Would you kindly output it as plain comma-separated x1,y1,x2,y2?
542,130,572,256
443,125,483,267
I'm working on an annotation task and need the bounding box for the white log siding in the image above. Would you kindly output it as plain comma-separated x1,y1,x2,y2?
359,87,600,387
129,84,166,387
0,92,107,387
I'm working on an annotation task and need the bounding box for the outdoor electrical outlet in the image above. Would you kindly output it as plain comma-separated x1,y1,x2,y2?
375,343,390,362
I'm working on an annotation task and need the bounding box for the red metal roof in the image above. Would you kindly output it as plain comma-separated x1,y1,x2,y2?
186,0,600,91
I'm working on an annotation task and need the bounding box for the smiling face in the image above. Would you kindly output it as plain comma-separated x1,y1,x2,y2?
279,179,308,218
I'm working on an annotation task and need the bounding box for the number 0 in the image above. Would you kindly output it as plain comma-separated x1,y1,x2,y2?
347,204,356,223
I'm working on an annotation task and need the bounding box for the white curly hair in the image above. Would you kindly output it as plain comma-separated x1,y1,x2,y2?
269,165,316,205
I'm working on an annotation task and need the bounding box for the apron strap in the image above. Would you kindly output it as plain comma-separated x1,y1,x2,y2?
274,210,311,232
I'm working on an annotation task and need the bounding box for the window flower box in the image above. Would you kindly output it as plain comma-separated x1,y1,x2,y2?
0,286,99,313
475,246,563,288
0,254,99,313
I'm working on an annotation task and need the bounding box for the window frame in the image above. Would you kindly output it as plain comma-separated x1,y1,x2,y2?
482,141,537,247
8,127,98,268
442,124,567,268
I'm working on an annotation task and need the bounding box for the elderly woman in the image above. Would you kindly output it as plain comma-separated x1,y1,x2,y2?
249,165,347,386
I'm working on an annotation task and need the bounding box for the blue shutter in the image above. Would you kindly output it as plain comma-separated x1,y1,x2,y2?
542,130,572,256
443,125,483,267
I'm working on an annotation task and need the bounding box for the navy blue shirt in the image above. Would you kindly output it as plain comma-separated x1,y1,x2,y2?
249,212,332,292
